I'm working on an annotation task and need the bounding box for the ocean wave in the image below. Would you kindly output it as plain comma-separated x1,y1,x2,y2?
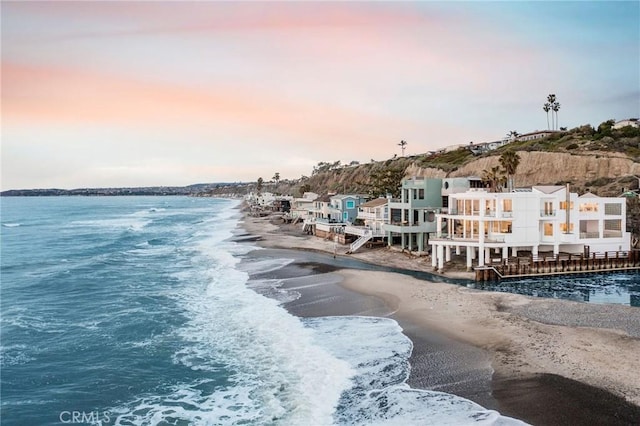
307,316,527,425
2,222,21,227
110,205,353,425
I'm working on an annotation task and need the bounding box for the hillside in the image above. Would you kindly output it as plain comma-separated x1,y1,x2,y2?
266,122,639,198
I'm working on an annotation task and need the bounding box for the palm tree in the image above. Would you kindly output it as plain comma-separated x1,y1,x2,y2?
272,172,280,190
481,166,506,193
398,140,408,156
552,101,561,130
547,94,557,130
256,177,264,195
508,130,520,140
543,102,551,130
499,150,521,192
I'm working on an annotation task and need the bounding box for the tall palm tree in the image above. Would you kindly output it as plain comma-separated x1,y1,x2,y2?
398,140,408,156
552,101,561,130
543,102,551,130
272,172,280,189
547,94,557,130
499,150,521,192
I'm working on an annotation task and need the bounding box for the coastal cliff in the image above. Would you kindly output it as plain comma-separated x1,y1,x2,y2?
405,151,640,196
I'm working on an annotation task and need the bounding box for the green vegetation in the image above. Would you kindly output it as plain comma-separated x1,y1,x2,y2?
244,118,637,201
497,120,639,159
419,147,473,172
365,166,405,198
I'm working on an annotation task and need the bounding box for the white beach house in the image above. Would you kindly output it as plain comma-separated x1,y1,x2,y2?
289,192,318,219
430,185,630,271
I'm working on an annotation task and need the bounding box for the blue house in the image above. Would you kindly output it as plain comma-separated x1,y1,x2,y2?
330,194,369,223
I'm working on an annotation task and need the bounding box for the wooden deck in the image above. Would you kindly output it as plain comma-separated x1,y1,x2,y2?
475,250,640,281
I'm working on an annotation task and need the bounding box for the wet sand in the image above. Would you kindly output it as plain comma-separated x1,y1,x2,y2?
238,212,640,425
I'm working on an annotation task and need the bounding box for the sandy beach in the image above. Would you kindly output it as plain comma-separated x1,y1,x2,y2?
240,212,640,425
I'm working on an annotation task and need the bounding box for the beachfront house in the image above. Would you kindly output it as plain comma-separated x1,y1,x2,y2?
382,177,483,254
311,195,341,221
430,185,630,271
331,194,368,223
383,177,442,254
289,192,318,220
344,197,389,252
311,194,368,242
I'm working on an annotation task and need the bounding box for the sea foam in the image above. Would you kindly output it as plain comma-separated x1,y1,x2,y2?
112,202,354,425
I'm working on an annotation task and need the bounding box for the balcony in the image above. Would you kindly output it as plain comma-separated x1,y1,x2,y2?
356,211,387,221
540,210,556,217
345,225,385,237
383,222,435,233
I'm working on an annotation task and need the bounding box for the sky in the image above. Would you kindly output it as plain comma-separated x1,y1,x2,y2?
2,1,639,190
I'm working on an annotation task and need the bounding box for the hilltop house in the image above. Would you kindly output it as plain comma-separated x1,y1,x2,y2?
430,185,630,271
468,138,510,155
613,118,639,129
516,130,560,142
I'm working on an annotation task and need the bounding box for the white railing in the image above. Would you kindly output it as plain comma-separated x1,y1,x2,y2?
345,225,385,237
345,225,367,236
356,211,377,221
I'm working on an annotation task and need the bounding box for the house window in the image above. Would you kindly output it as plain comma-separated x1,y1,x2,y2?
579,202,598,212
491,221,512,233
346,200,355,209
560,223,574,233
418,189,425,199
579,220,599,238
542,201,554,216
604,219,622,238
604,203,622,215
424,211,435,222
343,212,348,221
485,199,495,215
560,201,574,210
502,199,513,212
464,200,472,215
544,223,553,236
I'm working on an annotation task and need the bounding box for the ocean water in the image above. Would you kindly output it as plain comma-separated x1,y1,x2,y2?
0,196,527,425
